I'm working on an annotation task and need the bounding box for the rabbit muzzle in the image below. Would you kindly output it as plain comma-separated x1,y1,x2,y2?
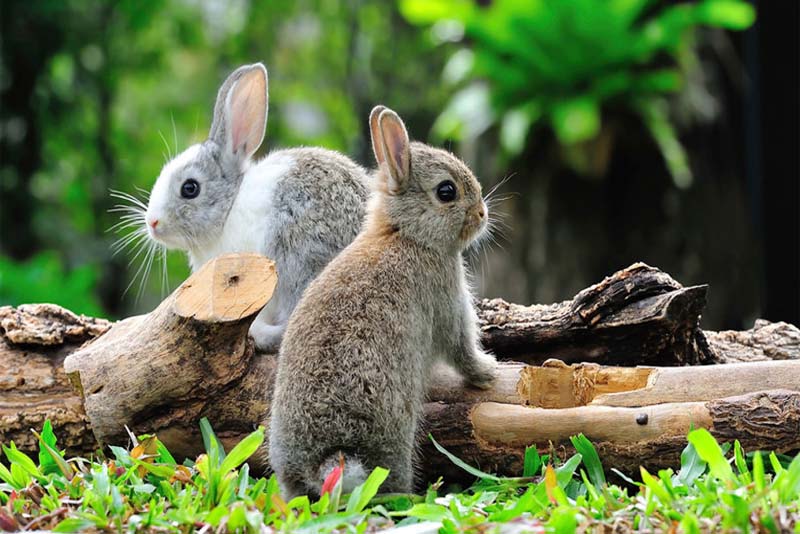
460,200,488,244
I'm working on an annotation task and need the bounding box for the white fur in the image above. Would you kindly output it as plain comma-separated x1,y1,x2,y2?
146,145,203,240
188,152,296,270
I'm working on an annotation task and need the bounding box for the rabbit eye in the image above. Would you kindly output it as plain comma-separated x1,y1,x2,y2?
181,179,200,199
435,181,457,203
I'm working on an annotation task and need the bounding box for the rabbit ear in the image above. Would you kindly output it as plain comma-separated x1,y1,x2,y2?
209,63,268,166
375,108,410,194
369,105,388,167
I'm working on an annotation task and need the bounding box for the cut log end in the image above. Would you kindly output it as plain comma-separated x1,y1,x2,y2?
174,253,277,322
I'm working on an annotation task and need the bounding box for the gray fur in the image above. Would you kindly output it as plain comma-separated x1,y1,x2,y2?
268,107,497,498
145,64,369,351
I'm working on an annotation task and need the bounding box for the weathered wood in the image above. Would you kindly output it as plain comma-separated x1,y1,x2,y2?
516,359,800,408
2,259,799,486
421,390,800,480
478,262,715,366
62,253,277,460
706,319,800,362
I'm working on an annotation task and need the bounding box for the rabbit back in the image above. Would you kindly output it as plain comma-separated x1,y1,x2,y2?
269,231,459,496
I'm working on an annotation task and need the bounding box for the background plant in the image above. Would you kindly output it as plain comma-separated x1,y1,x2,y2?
400,0,755,186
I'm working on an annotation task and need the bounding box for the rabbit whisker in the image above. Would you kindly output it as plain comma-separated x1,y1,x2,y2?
158,130,173,161
171,114,179,157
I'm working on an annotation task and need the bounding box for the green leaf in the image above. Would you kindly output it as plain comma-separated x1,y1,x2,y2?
780,454,800,504
156,441,177,466
752,451,766,493
555,454,583,486
199,417,226,465
687,429,733,482
429,434,502,481
697,0,756,30
109,446,132,466
733,440,750,483
637,98,692,188
680,512,701,534
33,429,72,479
399,0,474,25
38,420,59,472
3,442,40,479
769,452,784,475
0,463,15,488
393,503,449,522
219,426,264,475
131,459,175,479
523,445,542,478
53,517,95,532
345,467,390,513
547,504,578,533
677,439,707,486
640,467,672,503
571,434,606,486
294,512,366,533
550,97,601,145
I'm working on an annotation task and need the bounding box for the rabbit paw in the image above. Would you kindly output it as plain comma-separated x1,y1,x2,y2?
464,351,497,390
249,321,286,353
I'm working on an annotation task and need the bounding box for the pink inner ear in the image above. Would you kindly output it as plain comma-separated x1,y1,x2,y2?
229,71,266,157
382,119,409,178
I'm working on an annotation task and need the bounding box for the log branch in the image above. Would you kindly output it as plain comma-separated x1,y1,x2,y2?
478,263,714,366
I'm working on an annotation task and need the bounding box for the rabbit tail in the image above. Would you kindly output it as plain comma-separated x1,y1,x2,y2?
319,452,368,495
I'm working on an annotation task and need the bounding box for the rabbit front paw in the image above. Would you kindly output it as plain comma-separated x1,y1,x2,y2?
250,321,286,353
463,351,497,390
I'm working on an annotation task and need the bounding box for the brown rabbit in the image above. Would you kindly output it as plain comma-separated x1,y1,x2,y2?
268,106,497,497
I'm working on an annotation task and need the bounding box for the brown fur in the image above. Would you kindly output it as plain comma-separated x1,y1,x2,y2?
268,107,497,497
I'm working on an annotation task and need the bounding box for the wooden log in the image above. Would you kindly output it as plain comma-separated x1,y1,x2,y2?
477,262,715,366
2,258,799,485
706,319,800,362
421,390,800,480
516,359,800,408
62,253,277,461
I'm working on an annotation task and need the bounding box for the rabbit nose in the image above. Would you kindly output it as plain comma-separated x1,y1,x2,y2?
477,205,486,219
148,218,159,230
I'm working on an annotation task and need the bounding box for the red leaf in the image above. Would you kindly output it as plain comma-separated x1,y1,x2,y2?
320,465,343,496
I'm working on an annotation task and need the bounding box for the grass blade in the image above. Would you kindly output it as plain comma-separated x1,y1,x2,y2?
570,434,605,486
428,434,502,482
345,467,390,513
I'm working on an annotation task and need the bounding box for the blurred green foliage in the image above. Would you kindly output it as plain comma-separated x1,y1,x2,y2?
399,0,755,186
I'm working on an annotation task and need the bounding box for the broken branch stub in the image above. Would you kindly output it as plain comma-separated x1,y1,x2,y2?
63,253,277,454
478,262,714,366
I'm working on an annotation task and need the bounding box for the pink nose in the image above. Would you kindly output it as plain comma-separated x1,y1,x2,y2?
148,219,159,230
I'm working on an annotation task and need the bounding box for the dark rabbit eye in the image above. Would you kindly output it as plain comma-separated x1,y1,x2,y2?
436,181,457,203
181,179,200,199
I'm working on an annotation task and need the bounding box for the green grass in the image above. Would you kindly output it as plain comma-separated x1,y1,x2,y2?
1,420,797,533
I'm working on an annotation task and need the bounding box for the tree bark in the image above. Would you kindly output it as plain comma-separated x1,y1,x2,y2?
422,389,800,480
1,259,798,484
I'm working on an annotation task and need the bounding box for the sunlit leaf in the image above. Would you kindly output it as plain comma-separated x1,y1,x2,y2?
551,98,601,145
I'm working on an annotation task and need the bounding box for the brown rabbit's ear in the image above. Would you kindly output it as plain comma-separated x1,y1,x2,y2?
369,105,388,167
210,63,268,167
376,108,410,194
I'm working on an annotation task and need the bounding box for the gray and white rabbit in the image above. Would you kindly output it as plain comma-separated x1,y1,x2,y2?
143,63,370,351
268,106,497,497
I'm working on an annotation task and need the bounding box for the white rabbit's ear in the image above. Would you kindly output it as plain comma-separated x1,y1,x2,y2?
209,63,268,165
375,108,410,194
